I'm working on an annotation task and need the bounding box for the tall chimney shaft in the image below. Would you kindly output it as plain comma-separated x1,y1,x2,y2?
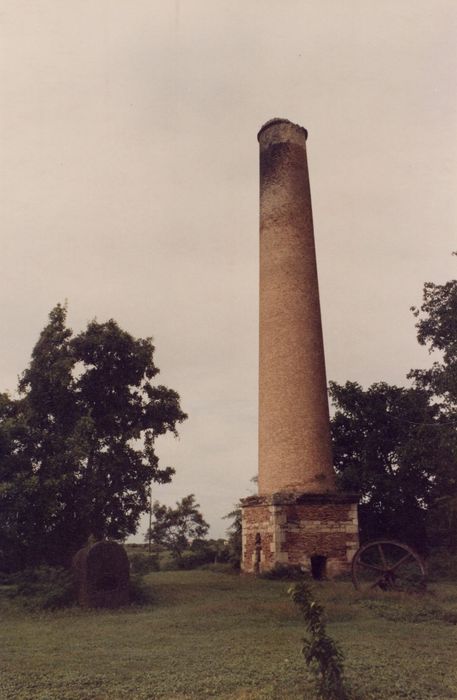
258,118,336,495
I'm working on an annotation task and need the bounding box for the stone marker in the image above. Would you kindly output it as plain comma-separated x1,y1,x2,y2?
241,119,359,577
73,540,130,608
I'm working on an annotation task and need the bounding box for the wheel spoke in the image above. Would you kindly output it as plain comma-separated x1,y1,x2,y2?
378,544,388,569
351,540,426,592
358,560,385,573
391,552,413,572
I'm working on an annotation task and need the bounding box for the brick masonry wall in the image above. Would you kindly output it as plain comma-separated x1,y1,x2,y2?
258,119,336,496
242,504,275,571
241,495,359,576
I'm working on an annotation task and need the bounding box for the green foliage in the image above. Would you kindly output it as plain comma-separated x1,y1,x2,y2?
426,550,457,581
330,381,445,549
199,562,236,574
3,561,154,610
408,272,457,551
155,539,232,571
128,551,159,575
175,551,210,570
185,538,231,568
1,572,457,698
289,581,350,700
0,304,187,570
223,505,242,568
145,494,209,561
223,479,256,569
128,573,154,605
409,274,457,408
330,264,457,553
260,563,307,580
4,566,75,610
360,597,445,624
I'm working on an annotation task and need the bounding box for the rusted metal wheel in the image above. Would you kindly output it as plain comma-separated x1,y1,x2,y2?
352,540,426,592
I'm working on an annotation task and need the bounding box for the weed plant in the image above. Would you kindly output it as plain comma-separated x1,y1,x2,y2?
290,580,350,700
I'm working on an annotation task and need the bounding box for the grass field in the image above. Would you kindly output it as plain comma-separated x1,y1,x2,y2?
1,568,457,699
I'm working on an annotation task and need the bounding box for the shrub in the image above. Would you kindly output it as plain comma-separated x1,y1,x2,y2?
176,551,210,569
159,554,180,571
260,563,308,580
190,538,231,563
6,566,75,610
165,540,232,570
289,581,350,700
128,551,159,575
426,550,457,581
129,573,154,605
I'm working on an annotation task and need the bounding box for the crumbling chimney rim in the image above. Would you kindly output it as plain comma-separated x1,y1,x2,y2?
257,118,308,142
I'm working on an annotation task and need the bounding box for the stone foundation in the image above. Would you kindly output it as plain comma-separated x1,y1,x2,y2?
241,492,359,577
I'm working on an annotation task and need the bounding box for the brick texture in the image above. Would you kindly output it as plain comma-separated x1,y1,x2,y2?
243,119,360,576
258,119,336,495
241,493,359,577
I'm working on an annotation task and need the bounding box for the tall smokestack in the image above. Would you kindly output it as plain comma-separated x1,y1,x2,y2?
241,119,358,577
258,118,336,495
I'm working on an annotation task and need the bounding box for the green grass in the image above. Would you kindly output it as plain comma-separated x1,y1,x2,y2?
1,570,457,699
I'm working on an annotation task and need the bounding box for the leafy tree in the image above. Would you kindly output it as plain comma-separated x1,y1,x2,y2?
180,538,231,569
0,304,187,569
145,494,209,560
409,274,457,409
330,266,457,552
408,272,457,550
330,381,450,550
0,393,32,570
223,505,242,567
222,476,257,569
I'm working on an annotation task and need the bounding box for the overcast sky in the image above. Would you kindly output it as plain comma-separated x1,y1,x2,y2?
1,1,456,539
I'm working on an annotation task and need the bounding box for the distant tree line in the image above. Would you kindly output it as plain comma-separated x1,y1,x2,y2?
142,494,241,570
1,261,455,574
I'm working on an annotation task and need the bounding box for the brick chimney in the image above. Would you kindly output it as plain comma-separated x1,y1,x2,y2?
241,119,359,577
258,118,336,496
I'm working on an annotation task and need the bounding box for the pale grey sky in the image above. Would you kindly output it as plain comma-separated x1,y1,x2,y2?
1,1,456,538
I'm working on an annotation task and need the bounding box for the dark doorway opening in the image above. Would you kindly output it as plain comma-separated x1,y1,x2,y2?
311,555,327,580
254,533,262,575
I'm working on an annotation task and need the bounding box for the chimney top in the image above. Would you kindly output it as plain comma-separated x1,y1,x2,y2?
257,118,308,142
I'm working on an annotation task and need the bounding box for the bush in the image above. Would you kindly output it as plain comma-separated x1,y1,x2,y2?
260,563,309,580
166,540,232,570
426,550,457,581
129,573,154,605
190,538,231,563
176,549,220,569
5,566,75,610
159,554,180,571
128,551,159,575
